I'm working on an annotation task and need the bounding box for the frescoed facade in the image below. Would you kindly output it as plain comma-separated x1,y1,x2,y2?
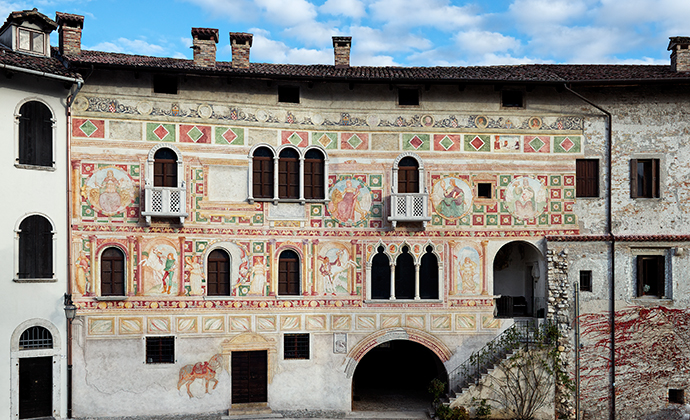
24,8,690,419
0,9,81,420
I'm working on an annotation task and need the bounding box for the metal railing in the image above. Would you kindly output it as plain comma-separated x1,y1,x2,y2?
448,321,544,393
495,296,547,318
388,192,431,228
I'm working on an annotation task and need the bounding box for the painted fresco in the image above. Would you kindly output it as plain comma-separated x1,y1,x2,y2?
141,242,179,295
504,176,548,220
453,246,481,295
82,166,136,216
177,354,224,398
185,255,205,296
74,251,91,295
431,176,473,220
317,242,357,296
327,178,372,227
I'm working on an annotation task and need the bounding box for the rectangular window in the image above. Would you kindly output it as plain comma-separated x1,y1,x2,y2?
637,255,665,297
284,334,309,359
579,270,592,292
502,90,523,107
398,88,419,106
278,86,300,103
477,183,492,199
630,159,659,198
669,389,685,404
576,159,599,197
146,336,175,364
153,74,178,94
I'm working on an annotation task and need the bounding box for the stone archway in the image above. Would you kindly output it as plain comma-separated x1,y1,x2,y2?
346,328,450,411
493,240,546,318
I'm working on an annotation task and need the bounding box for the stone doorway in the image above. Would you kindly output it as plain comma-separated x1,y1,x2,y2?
352,340,447,411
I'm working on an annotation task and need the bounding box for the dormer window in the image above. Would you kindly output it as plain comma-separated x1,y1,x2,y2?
18,28,44,54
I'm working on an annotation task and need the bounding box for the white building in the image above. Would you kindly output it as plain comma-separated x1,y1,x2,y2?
0,9,81,420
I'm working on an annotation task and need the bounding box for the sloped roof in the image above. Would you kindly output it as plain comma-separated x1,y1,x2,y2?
0,44,79,79
61,49,690,85
0,8,57,34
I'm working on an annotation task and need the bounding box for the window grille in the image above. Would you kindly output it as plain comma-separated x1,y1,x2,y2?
284,334,309,359
19,326,53,350
146,336,175,364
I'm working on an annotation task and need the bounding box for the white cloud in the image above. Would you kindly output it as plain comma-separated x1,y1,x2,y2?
454,31,522,56
509,0,589,29
320,0,366,19
250,28,331,64
346,25,432,55
254,0,317,26
369,0,480,31
87,38,166,56
281,20,341,48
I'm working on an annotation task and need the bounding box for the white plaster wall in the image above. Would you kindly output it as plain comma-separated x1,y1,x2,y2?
0,73,70,419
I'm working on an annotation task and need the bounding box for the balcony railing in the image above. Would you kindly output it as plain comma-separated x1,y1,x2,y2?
388,192,431,228
141,185,188,225
495,296,547,318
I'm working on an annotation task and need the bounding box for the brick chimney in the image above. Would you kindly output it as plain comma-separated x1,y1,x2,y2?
229,32,253,69
668,37,690,72
192,27,218,67
55,12,84,56
333,36,352,68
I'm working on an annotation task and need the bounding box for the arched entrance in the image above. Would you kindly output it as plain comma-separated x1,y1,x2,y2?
493,240,545,318
352,340,447,411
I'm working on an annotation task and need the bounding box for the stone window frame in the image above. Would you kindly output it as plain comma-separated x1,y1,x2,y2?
630,154,663,199
631,248,671,300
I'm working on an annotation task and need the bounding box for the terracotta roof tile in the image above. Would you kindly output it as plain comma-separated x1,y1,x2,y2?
546,235,690,242
62,49,690,84
0,45,79,79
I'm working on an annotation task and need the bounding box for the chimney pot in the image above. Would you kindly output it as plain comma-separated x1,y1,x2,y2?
56,12,84,56
332,36,352,69
668,36,690,72
191,27,219,67
230,32,253,69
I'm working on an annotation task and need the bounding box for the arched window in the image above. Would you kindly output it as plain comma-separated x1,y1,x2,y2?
371,246,390,299
18,215,52,279
397,157,419,193
252,147,274,199
278,148,299,199
419,246,439,299
101,247,125,296
153,147,178,187
304,149,325,200
19,326,53,350
278,250,300,295
395,246,415,299
18,101,52,167
207,249,231,296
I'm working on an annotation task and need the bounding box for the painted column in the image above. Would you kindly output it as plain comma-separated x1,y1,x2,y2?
127,236,136,296
273,156,279,204
481,240,489,295
136,236,143,296
178,236,186,296
268,239,276,296
302,239,309,295
299,156,305,203
389,261,396,300
89,235,97,296
350,240,357,295
71,160,81,221
311,240,319,295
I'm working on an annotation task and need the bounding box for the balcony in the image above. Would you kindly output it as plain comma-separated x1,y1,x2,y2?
141,185,188,225
388,192,431,228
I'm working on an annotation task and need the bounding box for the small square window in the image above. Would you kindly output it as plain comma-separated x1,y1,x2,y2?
630,159,660,198
669,389,685,404
146,336,175,364
576,159,599,198
636,255,665,297
284,333,309,359
502,90,523,107
398,88,419,106
477,183,492,199
153,74,178,94
579,271,592,292
278,86,300,103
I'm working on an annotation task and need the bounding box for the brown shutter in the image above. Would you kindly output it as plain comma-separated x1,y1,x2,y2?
652,159,659,198
636,256,644,296
630,159,638,198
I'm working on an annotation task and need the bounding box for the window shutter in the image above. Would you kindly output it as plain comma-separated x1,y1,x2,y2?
38,105,52,166
636,256,644,296
652,159,659,198
630,159,638,198
657,255,665,297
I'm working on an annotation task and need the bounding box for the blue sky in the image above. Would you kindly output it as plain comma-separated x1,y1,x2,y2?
2,0,688,66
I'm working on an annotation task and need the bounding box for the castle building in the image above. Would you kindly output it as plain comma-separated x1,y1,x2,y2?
5,7,690,419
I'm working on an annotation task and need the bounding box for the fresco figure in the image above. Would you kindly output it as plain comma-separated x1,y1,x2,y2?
82,166,135,216
141,244,178,295
186,256,204,295
317,246,356,295
249,261,267,296
98,170,122,213
75,251,90,295
178,354,223,398
514,178,536,219
454,246,481,295
505,176,547,220
160,253,176,294
460,257,478,293
437,178,465,218
328,178,371,226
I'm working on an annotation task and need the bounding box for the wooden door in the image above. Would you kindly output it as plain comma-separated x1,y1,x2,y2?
19,357,52,419
232,351,267,404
